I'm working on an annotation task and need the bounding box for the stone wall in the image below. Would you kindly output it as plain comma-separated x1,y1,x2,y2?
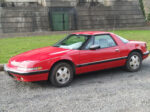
0,7,49,33
5,0,38,2
4,0,46,6
143,0,150,18
45,0,77,7
0,7,2,33
76,0,146,29
0,0,147,33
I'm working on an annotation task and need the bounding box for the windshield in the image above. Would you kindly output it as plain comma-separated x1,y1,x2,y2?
54,35,89,50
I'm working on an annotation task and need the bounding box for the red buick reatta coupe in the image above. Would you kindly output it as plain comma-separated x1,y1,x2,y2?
4,31,149,87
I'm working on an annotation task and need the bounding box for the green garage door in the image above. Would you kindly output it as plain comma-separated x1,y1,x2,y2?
52,12,69,31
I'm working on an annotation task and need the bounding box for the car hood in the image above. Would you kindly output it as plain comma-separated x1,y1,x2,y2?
10,46,72,62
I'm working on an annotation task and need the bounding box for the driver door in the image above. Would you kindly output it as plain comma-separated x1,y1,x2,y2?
77,34,122,74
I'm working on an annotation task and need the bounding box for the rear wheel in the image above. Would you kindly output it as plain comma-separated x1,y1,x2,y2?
49,62,74,87
125,52,142,72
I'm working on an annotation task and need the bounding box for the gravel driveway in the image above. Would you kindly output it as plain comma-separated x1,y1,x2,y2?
0,57,150,112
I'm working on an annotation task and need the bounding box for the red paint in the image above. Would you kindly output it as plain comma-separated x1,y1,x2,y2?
6,31,149,82
12,73,49,82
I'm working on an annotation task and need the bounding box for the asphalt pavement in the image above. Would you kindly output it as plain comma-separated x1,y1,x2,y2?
0,57,150,112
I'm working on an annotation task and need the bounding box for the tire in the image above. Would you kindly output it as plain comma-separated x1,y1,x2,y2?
49,62,74,87
125,52,142,72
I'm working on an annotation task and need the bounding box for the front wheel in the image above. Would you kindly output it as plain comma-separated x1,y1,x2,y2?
125,52,142,72
49,62,74,87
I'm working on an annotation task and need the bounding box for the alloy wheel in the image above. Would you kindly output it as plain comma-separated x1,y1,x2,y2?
56,66,71,84
129,55,140,70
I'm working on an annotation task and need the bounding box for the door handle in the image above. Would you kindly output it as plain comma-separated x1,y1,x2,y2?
115,49,120,52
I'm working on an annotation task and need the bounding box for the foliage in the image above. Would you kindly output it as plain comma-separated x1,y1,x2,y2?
139,0,146,17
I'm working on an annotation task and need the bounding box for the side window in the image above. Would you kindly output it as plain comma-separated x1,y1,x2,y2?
94,35,117,48
63,35,86,45
84,38,93,50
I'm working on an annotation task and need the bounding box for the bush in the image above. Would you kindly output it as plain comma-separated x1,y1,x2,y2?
139,0,145,17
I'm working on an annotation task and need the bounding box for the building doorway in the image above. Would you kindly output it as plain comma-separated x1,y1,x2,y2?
52,12,69,31
49,7,77,31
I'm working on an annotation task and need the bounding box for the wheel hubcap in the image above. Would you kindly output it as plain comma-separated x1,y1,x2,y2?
129,55,140,70
56,66,70,84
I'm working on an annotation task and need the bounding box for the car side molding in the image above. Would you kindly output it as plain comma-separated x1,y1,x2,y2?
77,56,128,67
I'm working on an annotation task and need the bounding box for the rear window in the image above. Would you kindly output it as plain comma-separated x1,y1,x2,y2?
116,35,129,43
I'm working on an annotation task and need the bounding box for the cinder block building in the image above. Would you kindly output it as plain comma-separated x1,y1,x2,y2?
0,0,146,33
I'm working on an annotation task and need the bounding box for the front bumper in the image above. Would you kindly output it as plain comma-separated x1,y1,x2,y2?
143,51,150,56
143,51,150,59
4,64,49,82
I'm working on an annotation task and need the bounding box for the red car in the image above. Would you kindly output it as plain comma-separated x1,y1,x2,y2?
4,31,149,87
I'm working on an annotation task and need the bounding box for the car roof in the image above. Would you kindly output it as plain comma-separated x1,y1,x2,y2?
72,31,110,35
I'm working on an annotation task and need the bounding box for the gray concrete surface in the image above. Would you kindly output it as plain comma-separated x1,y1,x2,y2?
0,57,150,112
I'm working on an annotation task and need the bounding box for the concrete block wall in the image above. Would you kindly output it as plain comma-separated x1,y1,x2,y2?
0,7,2,33
4,0,38,2
143,0,150,18
0,7,49,33
4,0,46,6
77,0,146,29
0,0,147,33
45,0,76,7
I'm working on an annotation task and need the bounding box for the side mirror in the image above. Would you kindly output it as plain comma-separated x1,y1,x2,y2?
89,45,100,50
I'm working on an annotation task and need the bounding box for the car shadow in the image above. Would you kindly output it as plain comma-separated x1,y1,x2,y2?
19,67,129,88
72,67,127,85
73,59,150,85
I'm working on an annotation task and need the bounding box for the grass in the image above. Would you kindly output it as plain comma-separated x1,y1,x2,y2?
112,30,150,48
0,34,66,63
0,30,150,63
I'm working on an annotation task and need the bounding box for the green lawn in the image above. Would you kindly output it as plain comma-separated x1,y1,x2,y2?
0,30,150,63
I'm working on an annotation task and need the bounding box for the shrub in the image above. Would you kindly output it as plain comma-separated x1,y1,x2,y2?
139,0,145,17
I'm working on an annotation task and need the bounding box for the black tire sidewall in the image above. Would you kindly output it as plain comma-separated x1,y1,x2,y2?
126,52,142,72
50,62,74,87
